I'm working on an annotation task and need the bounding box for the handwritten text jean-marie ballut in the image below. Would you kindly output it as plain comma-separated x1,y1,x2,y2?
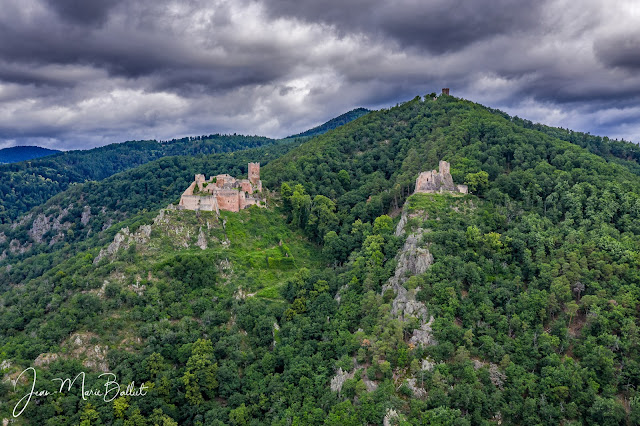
13,367,148,417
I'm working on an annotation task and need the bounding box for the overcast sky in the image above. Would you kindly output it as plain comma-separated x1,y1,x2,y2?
1,0,639,150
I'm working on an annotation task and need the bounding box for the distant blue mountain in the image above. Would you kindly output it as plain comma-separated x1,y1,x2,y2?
0,146,60,164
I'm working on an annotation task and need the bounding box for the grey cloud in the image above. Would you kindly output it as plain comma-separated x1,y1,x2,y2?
0,0,297,96
260,0,545,53
44,0,123,25
0,0,639,149
594,32,640,71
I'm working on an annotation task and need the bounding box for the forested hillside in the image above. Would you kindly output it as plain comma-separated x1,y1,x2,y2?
0,108,370,225
0,135,277,224
287,108,370,138
0,137,306,286
487,108,640,175
0,146,60,164
3,94,640,424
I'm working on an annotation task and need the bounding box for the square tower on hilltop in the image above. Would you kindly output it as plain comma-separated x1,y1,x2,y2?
248,162,260,185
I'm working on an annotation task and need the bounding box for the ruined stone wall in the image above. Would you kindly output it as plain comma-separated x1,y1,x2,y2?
414,160,459,194
216,190,241,212
179,194,201,210
183,181,196,196
198,196,219,213
240,180,253,194
179,162,264,213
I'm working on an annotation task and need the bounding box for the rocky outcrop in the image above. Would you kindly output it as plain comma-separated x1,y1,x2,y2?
32,332,110,373
383,227,432,324
27,207,73,244
197,227,207,250
472,359,506,390
330,361,378,394
34,353,59,367
94,224,152,264
410,317,436,346
404,378,427,398
9,239,31,254
81,206,92,225
11,213,32,230
28,214,50,243
421,358,435,371
94,227,130,264
102,218,113,231
383,409,402,426
83,345,109,372
49,232,65,246
68,332,110,373
273,322,280,347
381,205,437,347
330,367,355,393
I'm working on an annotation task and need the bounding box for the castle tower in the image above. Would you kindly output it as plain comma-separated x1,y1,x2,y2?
248,162,260,185
439,160,450,176
442,88,450,95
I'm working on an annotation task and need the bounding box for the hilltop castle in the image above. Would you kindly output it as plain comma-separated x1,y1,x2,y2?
415,160,468,194
178,162,264,213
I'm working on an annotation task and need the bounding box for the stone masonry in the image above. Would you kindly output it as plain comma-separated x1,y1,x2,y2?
414,160,468,194
178,162,264,213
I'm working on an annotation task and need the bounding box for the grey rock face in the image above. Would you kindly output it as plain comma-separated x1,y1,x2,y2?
197,227,208,250
330,367,354,393
9,239,31,254
94,219,155,264
381,204,437,346
81,206,92,225
27,207,72,245
405,378,427,398
383,228,432,323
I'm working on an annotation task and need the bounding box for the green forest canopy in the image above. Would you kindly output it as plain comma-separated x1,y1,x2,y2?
2,94,640,424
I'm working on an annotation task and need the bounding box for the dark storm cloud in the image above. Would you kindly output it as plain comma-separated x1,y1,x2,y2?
0,0,639,150
44,0,123,25
0,1,283,93
260,0,544,53
594,32,640,71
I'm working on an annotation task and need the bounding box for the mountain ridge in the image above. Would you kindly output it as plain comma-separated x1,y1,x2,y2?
286,107,371,138
0,145,60,164
0,107,370,224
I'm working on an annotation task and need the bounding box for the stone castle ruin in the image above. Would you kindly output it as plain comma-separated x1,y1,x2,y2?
178,162,264,213
415,160,468,194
